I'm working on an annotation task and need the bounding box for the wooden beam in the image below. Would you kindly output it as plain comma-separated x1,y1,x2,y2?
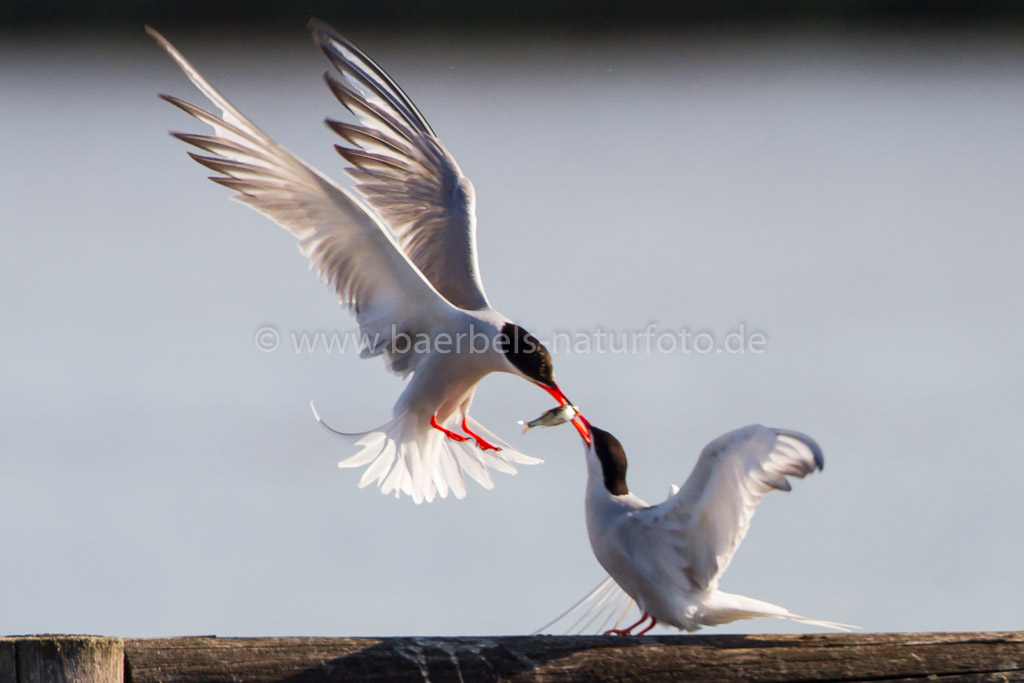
119,632,1024,682
0,635,123,683
0,638,16,682
2,633,1022,681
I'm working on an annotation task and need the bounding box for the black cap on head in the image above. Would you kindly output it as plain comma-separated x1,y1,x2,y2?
590,426,629,496
499,323,556,387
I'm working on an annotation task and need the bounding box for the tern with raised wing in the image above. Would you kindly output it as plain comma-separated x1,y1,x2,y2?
148,22,589,504
540,424,853,635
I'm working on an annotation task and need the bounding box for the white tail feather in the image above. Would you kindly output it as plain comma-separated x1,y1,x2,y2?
311,401,540,504
538,576,857,635
533,577,641,635
699,591,859,632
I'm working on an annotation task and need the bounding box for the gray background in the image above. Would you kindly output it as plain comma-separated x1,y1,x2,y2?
2,23,1022,636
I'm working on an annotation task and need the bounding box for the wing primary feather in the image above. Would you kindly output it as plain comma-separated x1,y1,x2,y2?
309,18,435,137
151,25,457,385
170,132,275,164
209,177,256,196
159,94,264,146
307,20,491,312
325,120,412,156
323,73,418,144
336,147,415,174
649,424,827,593
187,152,263,177
321,52,425,137
774,428,825,470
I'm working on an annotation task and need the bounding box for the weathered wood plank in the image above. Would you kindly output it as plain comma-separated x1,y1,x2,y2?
0,638,17,682
12,635,123,683
122,632,1024,683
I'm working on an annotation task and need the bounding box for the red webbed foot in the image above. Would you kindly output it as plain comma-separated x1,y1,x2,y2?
462,418,502,452
635,617,658,636
430,414,467,442
604,612,654,636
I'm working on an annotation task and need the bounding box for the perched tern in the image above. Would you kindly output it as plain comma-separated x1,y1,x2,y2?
148,22,589,504
540,424,853,635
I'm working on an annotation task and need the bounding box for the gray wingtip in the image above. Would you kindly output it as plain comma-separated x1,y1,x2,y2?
308,17,348,49
775,428,825,471
307,17,329,36
144,24,171,50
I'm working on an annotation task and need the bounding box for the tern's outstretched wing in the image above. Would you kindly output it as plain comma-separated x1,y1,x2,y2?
640,425,824,592
310,20,491,312
149,27,460,377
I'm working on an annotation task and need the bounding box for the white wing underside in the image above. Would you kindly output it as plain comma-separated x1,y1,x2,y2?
638,425,827,593
150,26,534,503
311,20,491,312
543,426,856,634
148,26,457,378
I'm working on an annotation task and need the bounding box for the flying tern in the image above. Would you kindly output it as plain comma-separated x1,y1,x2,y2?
540,424,853,635
148,22,589,504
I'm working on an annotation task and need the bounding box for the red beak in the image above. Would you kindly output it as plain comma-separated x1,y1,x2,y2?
540,384,592,445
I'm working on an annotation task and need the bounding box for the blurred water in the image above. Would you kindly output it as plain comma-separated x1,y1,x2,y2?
2,27,1023,637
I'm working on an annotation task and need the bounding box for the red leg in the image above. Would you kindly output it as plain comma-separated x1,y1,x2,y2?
461,418,502,452
430,414,467,442
604,611,650,636
635,616,658,636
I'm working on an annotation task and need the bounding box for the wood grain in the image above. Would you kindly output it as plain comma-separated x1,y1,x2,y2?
0,638,17,682
1,635,123,683
119,632,1024,682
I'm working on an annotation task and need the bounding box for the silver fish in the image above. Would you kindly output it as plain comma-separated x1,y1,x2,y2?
518,404,579,435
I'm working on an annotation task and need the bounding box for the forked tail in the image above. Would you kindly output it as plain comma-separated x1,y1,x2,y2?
536,578,857,634
311,402,541,504
533,576,640,635
699,591,858,631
